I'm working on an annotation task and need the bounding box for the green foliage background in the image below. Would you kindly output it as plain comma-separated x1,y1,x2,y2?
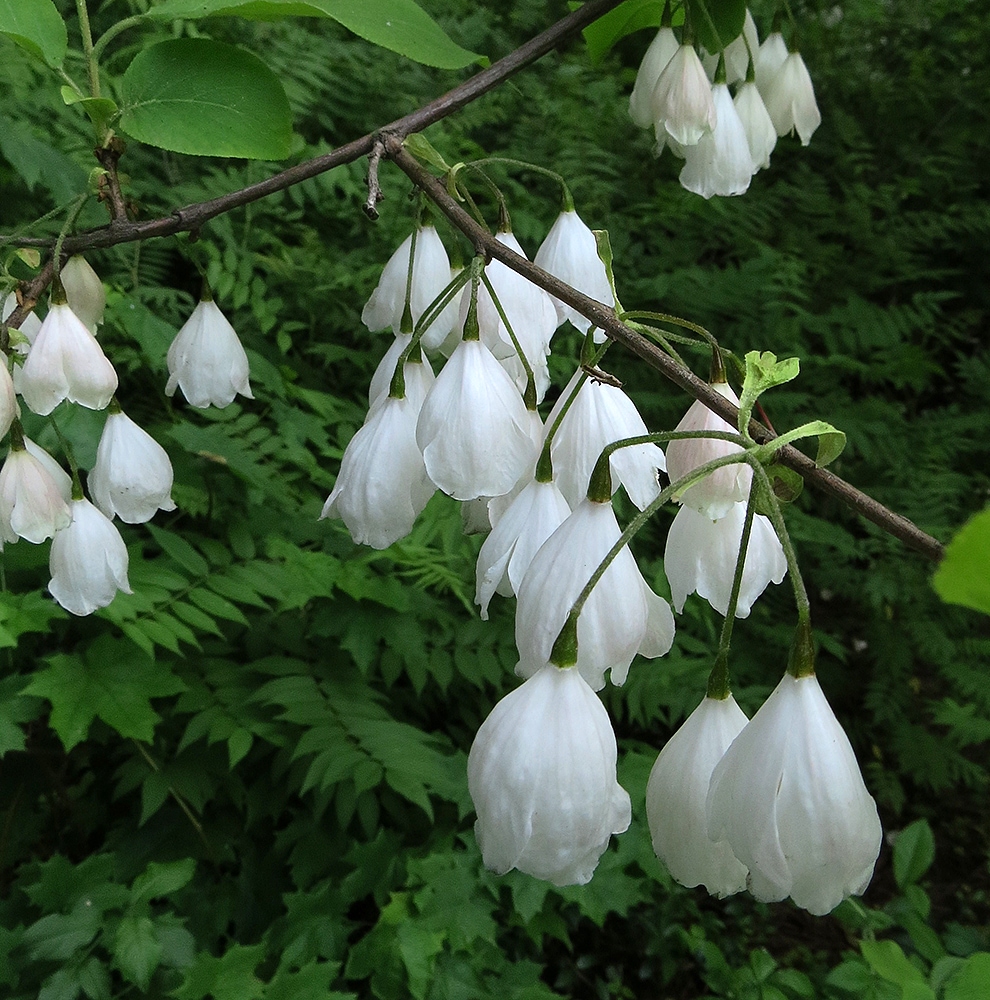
0,0,988,998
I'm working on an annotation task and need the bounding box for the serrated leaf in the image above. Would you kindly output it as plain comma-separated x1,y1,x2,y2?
933,507,990,616
24,638,186,751
145,0,484,70
119,39,292,158
893,819,936,889
23,902,100,961
114,914,163,991
0,0,67,66
172,943,265,1000
131,858,196,904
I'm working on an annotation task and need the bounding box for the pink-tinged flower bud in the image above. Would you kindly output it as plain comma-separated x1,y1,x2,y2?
0,446,72,544
20,302,117,415
60,256,106,334
707,673,883,915
468,663,631,886
166,299,253,409
48,497,132,615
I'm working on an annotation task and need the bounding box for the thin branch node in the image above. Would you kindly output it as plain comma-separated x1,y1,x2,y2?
364,139,387,220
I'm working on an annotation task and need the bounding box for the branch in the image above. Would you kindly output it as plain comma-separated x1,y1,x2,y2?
384,137,945,564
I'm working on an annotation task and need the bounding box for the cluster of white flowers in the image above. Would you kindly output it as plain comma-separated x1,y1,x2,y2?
1,258,253,616
630,10,821,198
323,212,881,910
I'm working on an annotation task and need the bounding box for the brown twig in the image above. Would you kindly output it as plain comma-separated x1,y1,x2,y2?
364,139,386,220
384,137,945,564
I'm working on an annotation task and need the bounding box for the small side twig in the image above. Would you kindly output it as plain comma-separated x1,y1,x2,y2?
94,138,130,223
364,139,386,220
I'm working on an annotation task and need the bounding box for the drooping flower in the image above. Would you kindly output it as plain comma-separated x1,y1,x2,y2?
468,663,631,886
88,408,176,524
0,356,18,440
19,302,117,415
664,501,786,617
664,382,751,519
322,393,435,549
362,225,459,351
48,497,132,615
534,210,615,335
60,256,106,334
368,334,435,413
722,10,761,85
679,82,756,199
544,368,666,512
0,444,72,544
653,44,717,148
754,31,788,96
630,26,679,128
764,50,822,145
733,80,778,171
646,695,749,896
475,477,571,619
415,339,537,501
166,298,253,409
515,498,675,690
707,672,883,915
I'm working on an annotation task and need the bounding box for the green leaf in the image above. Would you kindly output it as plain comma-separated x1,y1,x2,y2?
403,133,451,172
24,638,186,751
944,954,990,1000
764,463,804,505
893,819,936,889
119,39,293,159
172,943,265,1000
0,0,67,66
60,87,118,132
114,915,163,991
146,524,210,577
738,351,801,433
145,0,484,70
0,114,87,203
0,674,42,755
861,940,933,995
692,0,747,56
581,0,665,65
131,858,196,904
760,419,846,468
932,507,990,616
23,902,100,961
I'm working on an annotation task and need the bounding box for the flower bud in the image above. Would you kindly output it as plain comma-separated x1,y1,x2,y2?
60,256,106,334
0,445,72,544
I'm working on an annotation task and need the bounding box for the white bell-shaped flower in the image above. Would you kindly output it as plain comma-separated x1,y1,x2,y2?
468,663,631,886
485,408,546,529
664,502,786,617
545,368,665,511
23,438,72,502
166,299,253,409
19,302,117,416
322,394,435,549
362,225,459,351
475,477,571,619
2,292,42,349
665,382,751,519
680,83,756,199
88,409,176,524
48,497,132,615
707,673,883,915
653,44,717,148
0,444,72,544
368,334,435,413
722,10,760,85
515,498,675,690
734,80,778,170
647,695,749,896
764,51,822,145
60,256,106,334
0,356,18,440
416,339,537,501
754,31,789,96
534,210,615,335
630,26,679,128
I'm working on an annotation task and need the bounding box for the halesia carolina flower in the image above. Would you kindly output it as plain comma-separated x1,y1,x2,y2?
60,256,106,334
707,673,883,915
49,497,132,616
0,355,18,440
166,299,253,409
664,502,786,617
764,51,822,146
415,339,538,501
322,394,435,549
629,26,679,128
468,663,631,886
475,477,571,619
722,10,761,85
88,409,176,524
362,225,459,351
544,368,665,511
20,302,117,415
646,695,749,896
515,498,675,690
734,81,778,171
534,210,615,335
653,44,717,148
0,445,72,544
754,31,788,96
664,382,751,519
368,334,435,413
680,83,756,199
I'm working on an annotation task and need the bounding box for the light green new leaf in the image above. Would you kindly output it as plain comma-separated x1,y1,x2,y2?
760,419,846,468
24,638,186,751
932,507,990,616
146,0,484,70
861,940,934,997
738,350,801,433
61,87,119,132
0,0,66,67
119,39,293,159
